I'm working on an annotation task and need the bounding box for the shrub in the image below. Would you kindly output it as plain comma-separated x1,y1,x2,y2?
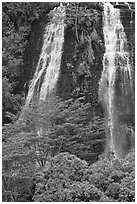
2,175,35,202
33,152,106,202
33,151,135,202
84,151,135,201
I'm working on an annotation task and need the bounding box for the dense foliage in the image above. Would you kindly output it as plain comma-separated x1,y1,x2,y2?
3,96,105,171
58,2,104,109
2,96,135,202
2,96,105,201
33,151,135,202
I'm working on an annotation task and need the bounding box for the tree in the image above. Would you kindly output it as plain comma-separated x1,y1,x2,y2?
2,96,59,201
52,96,105,163
33,152,107,202
84,150,135,202
32,151,135,202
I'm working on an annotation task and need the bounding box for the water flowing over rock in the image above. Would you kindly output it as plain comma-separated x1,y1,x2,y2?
99,3,134,159
25,4,65,107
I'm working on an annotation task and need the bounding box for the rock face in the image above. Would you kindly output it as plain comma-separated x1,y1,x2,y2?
111,2,135,10
56,26,75,99
116,3,135,128
120,4,135,66
57,4,105,111
22,19,46,95
117,4,135,157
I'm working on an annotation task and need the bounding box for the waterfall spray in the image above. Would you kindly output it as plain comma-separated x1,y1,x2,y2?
25,5,65,107
18,4,66,141
99,3,134,158
17,5,66,167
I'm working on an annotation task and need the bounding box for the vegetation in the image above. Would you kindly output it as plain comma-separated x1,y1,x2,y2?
57,3,104,110
33,151,135,202
2,2,135,202
2,96,135,202
2,2,59,124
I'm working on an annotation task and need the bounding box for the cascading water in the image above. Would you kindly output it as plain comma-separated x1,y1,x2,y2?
18,4,66,164
99,3,134,158
25,5,65,107
18,4,66,140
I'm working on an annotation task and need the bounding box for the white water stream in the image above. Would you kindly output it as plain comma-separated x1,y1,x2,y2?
99,3,133,157
25,5,65,107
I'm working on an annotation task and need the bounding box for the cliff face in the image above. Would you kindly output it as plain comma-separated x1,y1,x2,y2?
22,19,47,96
120,5,135,69
116,5,135,126
57,3,105,117
112,2,135,65
56,26,76,99
23,3,135,117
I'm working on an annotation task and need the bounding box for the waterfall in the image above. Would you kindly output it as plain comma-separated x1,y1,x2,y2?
99,3,134,158
25,5,65,107
17,4,66,165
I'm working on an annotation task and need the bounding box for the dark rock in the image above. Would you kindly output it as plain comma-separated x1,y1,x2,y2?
112,2,135,10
